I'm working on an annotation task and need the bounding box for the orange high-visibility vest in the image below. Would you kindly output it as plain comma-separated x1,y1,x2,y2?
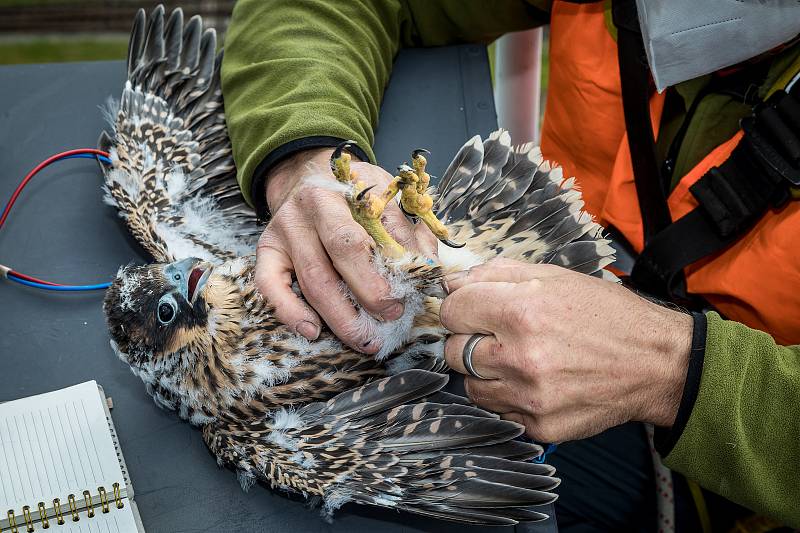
540,1,800,345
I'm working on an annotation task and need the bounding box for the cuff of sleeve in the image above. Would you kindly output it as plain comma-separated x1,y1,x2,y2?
654,311,707,456
250,136,372,220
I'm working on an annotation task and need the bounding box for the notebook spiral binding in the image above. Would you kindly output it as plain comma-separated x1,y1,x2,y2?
3,483,125,533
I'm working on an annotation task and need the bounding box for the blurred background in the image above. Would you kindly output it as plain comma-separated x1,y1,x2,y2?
0,1,548,141
0,1,232,64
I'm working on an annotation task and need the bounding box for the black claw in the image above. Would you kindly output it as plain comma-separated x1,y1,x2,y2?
412,148,430,159
440,238,466,249
399,202,419,224
356,184,376,201
397,163,414,173
330,140,356,171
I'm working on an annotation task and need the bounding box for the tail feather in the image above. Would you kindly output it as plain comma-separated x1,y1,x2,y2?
299,369,448,420
365,402,500,431
379,415,523,450
422,477,556,508
421,391,472,406
393,505,519,526
407,506,549,524
542,210,596,247
444,455,556,477
400,439,546,464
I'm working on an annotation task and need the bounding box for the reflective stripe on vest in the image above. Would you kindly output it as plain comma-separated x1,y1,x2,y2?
540,1,800,345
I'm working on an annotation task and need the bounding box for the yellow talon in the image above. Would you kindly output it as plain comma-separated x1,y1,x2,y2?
399,152,463,247
411,149,431,194
330,142,406,258
330,142,355,184
329,142,462,259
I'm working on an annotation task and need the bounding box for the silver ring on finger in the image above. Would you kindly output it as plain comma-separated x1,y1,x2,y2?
462,334,490,380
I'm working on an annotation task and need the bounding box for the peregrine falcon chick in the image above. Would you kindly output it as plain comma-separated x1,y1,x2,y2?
101,5,618,525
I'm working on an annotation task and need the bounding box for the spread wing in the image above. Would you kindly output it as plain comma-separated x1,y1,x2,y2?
99,6,260,263
436,130,617,280
204,370,559,525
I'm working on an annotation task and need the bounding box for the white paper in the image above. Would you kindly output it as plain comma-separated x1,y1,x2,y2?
0,382,127,516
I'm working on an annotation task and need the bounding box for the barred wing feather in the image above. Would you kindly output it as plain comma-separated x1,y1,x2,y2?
99,6,260,263
204,370,559,525
436,130,617,280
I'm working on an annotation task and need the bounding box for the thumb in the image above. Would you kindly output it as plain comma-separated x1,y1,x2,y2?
445,259,562,292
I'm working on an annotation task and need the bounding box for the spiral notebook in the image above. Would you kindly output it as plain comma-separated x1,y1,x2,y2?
0,381,144,532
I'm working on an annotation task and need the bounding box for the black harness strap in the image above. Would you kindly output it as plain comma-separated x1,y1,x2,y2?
612,0,672,245
631,87,800,299
612,0,800,302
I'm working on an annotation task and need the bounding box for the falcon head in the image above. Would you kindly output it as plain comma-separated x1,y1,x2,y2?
103,257,214,368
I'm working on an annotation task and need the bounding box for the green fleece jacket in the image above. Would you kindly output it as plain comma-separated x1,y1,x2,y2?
220,0,800,526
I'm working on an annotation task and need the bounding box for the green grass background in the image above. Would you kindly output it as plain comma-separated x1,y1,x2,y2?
0,0,75,5
0,0,128,64
1,10,548,109
0,37,128,64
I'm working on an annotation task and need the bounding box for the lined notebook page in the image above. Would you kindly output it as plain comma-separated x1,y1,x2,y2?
0,381,127,512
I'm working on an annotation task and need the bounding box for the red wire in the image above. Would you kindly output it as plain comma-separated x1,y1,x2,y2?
0,148,109,229
1,148,110,286
8,270,59,285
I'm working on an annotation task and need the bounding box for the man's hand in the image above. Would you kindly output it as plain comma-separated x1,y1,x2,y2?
256,147,438,353
441,259,693,442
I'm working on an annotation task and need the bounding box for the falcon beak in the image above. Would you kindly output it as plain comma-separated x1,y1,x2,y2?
169,258,212,304
187,263,212,304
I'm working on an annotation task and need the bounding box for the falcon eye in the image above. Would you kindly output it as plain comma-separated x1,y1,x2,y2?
156,295,178,325
173,273,182,281
158,303,174,323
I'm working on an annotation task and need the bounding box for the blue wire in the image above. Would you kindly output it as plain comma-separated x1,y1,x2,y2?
6,274,110,291
59,153,112,165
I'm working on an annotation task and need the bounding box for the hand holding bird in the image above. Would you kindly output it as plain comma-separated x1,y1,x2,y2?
257,146,438,352
442,259,694,442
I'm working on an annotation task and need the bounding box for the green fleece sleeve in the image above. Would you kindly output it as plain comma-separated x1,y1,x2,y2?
221,0,546,207
663,312,800,527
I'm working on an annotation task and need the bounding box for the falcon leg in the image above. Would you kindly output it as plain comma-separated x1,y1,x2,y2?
398,149,464,248
330,142,406,258
329,143,464,259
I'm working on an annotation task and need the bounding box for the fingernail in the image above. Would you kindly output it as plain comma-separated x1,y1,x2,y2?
380,302,404,321
296,320,320,340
